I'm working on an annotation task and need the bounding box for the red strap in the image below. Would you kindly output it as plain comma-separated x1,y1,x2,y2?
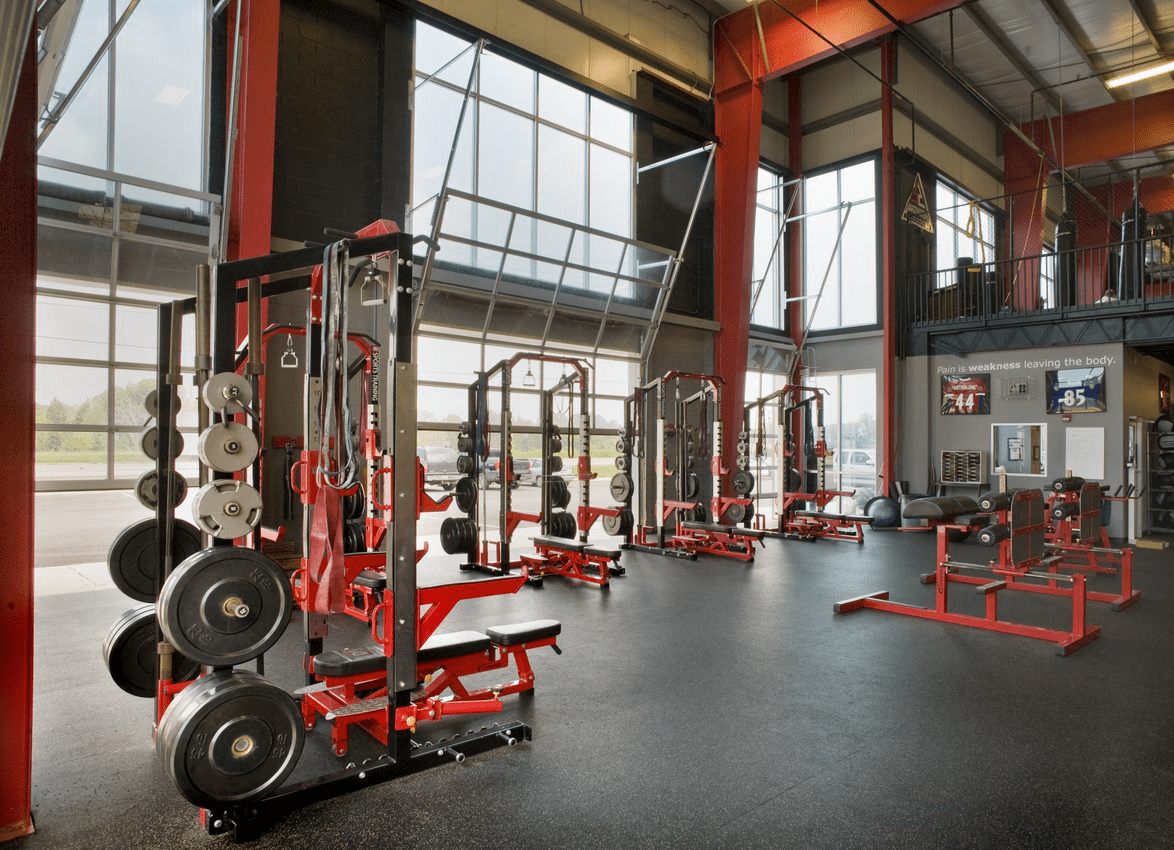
307,485,346,614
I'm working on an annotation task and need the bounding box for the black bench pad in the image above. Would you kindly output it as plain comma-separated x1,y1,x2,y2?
313,630,491,677
902,496,979,520
418,631,492,664
584,546,621,560
793,511,874,524
679,520,767,539
486,619,561,646
532,535,586,553
352,569,386,590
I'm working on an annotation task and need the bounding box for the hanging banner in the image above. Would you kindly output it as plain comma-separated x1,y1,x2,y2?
902,172,934,233
941,373,990,415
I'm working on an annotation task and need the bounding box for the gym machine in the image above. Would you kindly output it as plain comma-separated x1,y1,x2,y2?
441,352,624,587
743,385,873,542
622,372,765,561
835,490,1103,655
1041,476,1140,610
109,223,555,839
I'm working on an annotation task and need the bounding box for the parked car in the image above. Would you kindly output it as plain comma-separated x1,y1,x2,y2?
517,456,542,486
831,448,877,506
481,450,522,489
416,446,462,490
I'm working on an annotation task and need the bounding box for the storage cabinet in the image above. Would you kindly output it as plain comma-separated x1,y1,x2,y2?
940,450,987,486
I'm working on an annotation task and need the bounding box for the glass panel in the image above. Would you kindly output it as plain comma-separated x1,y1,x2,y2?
537,125,585,223
479,51,535,113
418,384,471,422
114,303,158,363
113,0,205,190
38,226,114,286
593,397,624,429
40,58,109,169
539,77,586,134
804,210,839,330
116,240,204,293
37,272,107,297
412,83,474,207
415,22,475,85
117,186,211,245
589,144,631,237
477,102,534,208
111,369,154,426
36,295,109,361
36,430,108,480
840,160,876,204
37,363,108,416
840,201,876,327
593,356,634,397
804,171,837,212
589,96,631,152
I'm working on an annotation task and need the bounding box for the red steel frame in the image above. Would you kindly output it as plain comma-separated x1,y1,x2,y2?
835,491,1101,655
1,26,36,842
1042,484,1140,611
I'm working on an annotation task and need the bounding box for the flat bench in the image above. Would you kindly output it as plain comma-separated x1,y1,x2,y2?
532,535,622,561
793,510,876,525
679,520,767,539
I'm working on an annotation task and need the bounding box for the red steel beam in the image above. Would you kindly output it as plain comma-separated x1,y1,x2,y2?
0,25,37,842
712,0,965,484
880,37,896,500
1020,88,1174,169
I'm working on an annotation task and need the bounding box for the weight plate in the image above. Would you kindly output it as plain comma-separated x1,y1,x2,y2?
735,456,749,471
601,508,633,537
684,471,700,500
158,547,293,667
197,422,259,474
144,387,181,419
343,487,366,521
192,480,264,540
732,470,755,496
726,502,748,524
201,372,253,415
134,469,189,512
615,438,628,454
550,511,577,539
157,669,304,809
550,435,562,454
103,605,201,698
343,520,366,553
548,477,570,510
140,426,184,462
456,454,475,475
614,455,628,472
440,517,477,554
108,517,203,603
609,473,633,503
454,477,477,513
457,435,474,454
548,455,563,473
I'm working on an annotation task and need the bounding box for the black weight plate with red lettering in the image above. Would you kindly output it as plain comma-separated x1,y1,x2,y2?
157,547,292,667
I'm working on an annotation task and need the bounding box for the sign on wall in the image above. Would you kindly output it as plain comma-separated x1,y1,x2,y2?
1045,367,1106,414
941,373,990,415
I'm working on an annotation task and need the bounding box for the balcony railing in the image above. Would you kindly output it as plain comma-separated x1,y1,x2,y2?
903,231,1174,332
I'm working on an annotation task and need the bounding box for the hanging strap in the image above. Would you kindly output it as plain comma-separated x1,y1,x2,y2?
307,483,346,614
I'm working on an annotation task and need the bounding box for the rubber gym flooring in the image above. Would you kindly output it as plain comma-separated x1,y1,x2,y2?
19,525,1174,850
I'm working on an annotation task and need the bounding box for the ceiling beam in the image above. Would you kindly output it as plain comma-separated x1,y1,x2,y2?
1125,0,1164,55
1021,87,1174,168
964,2,1064,118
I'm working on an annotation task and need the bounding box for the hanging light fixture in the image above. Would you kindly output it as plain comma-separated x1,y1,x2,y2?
1105,60,1174,89
523,361,536,387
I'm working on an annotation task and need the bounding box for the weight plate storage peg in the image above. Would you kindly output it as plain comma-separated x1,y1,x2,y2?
192,480,264,540
158,547,293,667
197,421,259,474
156,669,305,809
134,468,189,511
108,517,203,602
140,426,184,461
201,372,253,416
104,605,202,698
609,472,633,503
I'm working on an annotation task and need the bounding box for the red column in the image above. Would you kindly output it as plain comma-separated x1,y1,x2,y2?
879,38,895,499
0,26,38,842
786,76,803,355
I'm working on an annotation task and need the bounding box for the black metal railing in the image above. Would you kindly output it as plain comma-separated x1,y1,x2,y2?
903,230,1174,331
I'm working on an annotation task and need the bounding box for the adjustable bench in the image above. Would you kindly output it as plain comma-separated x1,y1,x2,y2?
300,619,562,756
520,535,624,588
786,510,875,543
671,520,766,561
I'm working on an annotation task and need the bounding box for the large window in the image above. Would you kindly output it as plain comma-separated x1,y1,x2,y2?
802,160,877,331
36,0,212,489
935,181,996,271
411,22,633,293
811,370,878,512
752,167,788,330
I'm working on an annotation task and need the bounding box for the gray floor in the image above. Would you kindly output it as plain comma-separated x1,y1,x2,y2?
18,499,1174,849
